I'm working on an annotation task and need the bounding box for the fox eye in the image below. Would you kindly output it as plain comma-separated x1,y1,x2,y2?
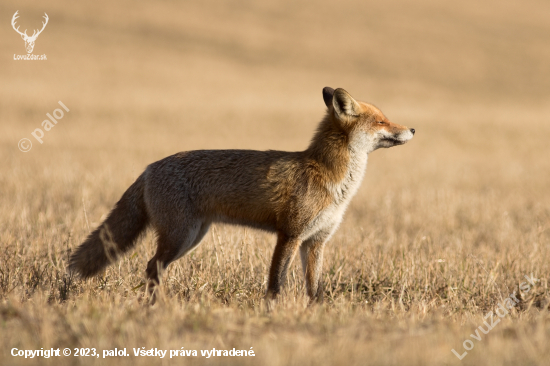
377,121,385,125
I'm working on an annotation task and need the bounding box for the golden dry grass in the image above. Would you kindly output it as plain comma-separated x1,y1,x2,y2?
1,0,550,365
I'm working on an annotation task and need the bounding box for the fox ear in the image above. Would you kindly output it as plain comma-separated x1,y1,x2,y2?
322,87,335,108
332,88,360,120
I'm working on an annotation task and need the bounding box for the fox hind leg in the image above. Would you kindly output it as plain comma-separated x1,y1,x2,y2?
146,220,209,302
182,221,211,258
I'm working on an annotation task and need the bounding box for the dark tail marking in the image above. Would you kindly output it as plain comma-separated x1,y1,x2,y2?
69,174,149,278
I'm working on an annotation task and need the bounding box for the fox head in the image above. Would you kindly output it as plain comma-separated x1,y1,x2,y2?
322,87,415,153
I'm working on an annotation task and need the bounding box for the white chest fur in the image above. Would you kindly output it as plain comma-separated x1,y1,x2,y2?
301,134,370,240
331,133,370,206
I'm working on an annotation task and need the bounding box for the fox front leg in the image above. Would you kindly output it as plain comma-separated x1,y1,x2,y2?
300,236,327,303
266,233,301,299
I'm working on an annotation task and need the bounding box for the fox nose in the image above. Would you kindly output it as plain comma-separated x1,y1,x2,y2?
410,128,415,135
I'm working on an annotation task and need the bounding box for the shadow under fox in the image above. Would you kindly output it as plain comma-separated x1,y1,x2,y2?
69,87,415,301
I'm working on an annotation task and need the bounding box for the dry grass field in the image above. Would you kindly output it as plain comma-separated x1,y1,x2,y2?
1,0,550,365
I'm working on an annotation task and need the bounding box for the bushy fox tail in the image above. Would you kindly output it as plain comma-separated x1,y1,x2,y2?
69,174,149,278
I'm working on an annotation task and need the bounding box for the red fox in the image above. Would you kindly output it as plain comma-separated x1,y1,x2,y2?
69,87,415,302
